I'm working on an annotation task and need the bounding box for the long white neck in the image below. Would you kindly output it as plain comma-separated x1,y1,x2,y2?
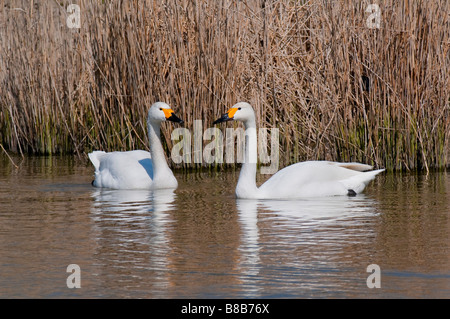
148,120,172,181
236,118,260,199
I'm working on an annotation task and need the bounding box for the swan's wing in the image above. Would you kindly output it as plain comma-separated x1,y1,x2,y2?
124,150,152,161
329,162,373,172
120,150,154,178
258,161,383,198
89,150,153,189
261,161,362,186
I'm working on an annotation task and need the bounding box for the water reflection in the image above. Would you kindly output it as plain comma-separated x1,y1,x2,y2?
236,199,262,296
236,196,380,297
259,195,376,220
91,188,176,214
1,155,448,298
89,188,176,297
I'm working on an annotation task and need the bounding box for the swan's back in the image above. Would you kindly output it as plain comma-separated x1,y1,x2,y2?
88,150,153,189
258,161,384,198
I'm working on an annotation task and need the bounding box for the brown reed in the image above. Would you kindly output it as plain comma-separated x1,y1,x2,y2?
0,0,449,171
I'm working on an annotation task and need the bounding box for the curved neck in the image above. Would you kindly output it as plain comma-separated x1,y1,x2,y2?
236,118,259,198
148,120,171,179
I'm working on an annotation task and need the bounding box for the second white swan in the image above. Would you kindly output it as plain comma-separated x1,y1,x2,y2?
89,102,183,190
213,102,384,199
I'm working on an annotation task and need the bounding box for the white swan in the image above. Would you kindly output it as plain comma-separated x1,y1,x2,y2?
88,102,184,189
213,102,385,199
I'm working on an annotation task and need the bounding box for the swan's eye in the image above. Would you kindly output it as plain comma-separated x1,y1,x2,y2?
238,107,241,110
159,108,163,111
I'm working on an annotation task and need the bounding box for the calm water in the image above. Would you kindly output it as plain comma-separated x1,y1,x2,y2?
0,155,449,298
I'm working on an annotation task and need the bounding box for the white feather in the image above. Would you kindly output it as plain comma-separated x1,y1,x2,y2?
215,102,384,199
88,102,180,190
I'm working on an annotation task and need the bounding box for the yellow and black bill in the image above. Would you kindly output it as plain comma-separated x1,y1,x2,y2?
163,108,184,124
213,107,238,124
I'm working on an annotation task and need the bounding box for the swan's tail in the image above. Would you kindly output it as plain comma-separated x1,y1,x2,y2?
363,168,385,183
88,151,106,170
344,168,385,194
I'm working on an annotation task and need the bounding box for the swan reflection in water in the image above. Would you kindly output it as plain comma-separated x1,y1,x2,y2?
88,185,380,297
91,188,176,214
90,187,176,243
236,195,379,295
89,188,176,293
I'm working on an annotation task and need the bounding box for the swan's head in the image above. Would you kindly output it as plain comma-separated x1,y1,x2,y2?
213,102,255,124
148,102,184,124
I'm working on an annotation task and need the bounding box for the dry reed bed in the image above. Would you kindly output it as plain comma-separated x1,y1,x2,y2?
0,0,449,171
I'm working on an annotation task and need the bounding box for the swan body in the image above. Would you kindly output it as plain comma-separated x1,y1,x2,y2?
89,150,154,189
89,102,183,190
257,161,384,199
213,102,384,199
